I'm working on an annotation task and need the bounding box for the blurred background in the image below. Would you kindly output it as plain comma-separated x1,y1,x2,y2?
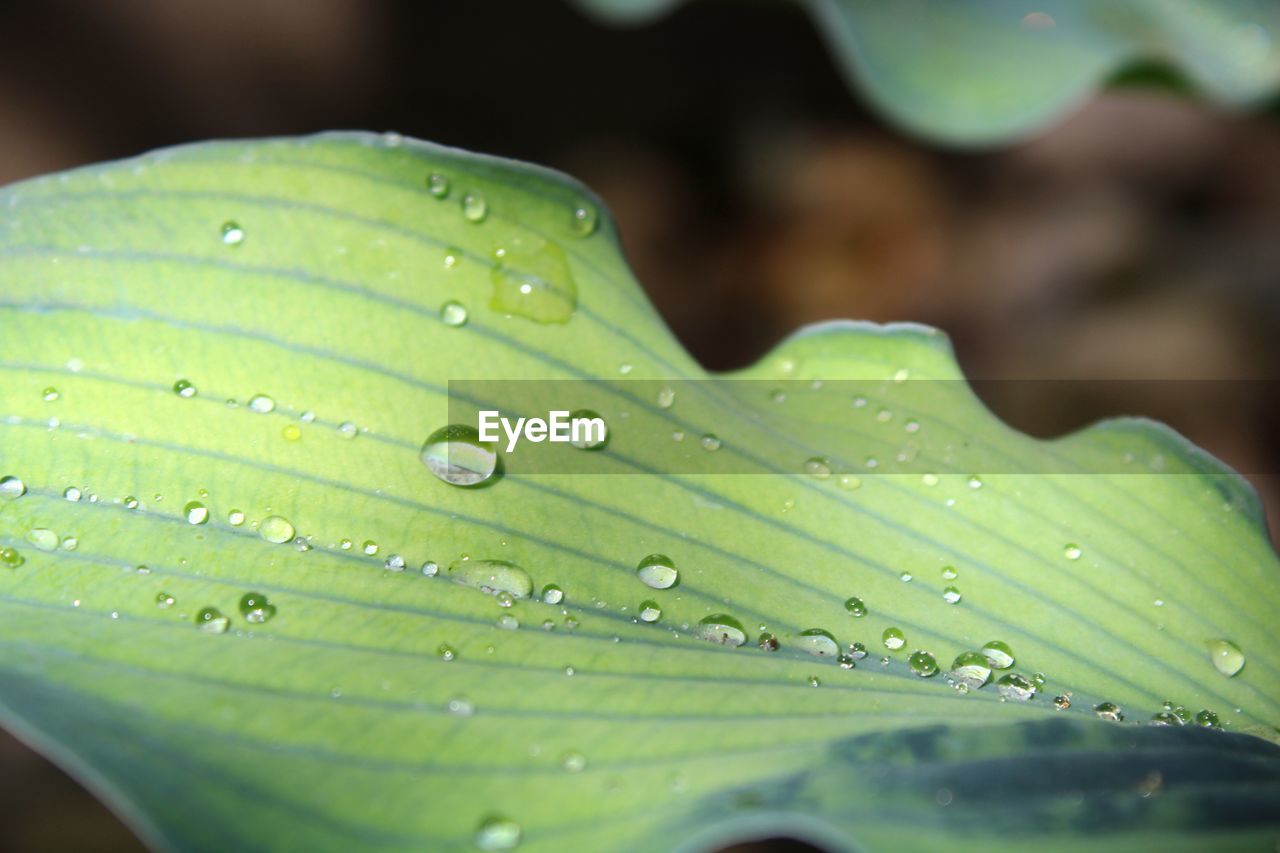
0,1,1277,849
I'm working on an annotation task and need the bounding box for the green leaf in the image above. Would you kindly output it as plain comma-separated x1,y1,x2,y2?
0,133,1277,851
573,0,1280,144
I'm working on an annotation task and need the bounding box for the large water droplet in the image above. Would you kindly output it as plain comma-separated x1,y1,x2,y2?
448,558,532,598
981,640,1015,669
636,553,678,589
0,476,26,499
1206,638,1244,677
26,528,58,552
195,607,230,634
475,815,520,850
696,614,747,647
996,672,1036,701
795,628,840,657
949,651,992,690
239,592,277,623
908,650,938,677
259,516,295,544
421,425,499,487
490,235,578,324
882,627,905,650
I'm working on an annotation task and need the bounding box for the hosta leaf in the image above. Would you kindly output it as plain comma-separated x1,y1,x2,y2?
0,133,1277,851
574,0,1280,144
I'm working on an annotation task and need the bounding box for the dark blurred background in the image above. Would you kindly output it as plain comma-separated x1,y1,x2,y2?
1,1,1277,849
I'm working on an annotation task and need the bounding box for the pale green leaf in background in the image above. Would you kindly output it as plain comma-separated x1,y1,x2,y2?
0,133,1278,851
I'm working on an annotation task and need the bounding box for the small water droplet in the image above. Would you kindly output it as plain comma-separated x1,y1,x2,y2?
221,221,245,246
63,487,81,502
636,553,678,589
568,409,608,450
496,613,519,630
1194,709,1220,728
541,584,564,604
248,394,275,414
882,627,905,651
447,696,476,716
1053,694,1071,710
808,675,821,687
421,560,440,577
699,434,721,452
449,558,533,598
696,614,747,647
795,628,840,657
426,172,450,198
384,554,406,572
0,476,27,499
1093,701,1124,721
848,642,867,660
996,672,1036,701
461,193,488,223
195,607,229,633
475,815,520,850
228,509,245,526
981,640,1015,669
440,300,469,327
363,540,379,556
259,516,295,544
155,592,175,609
571,203,598,236
908,650,938,677
844,596,867,617
837,474,861,490
899,572,913,583
422,425,499,487
1,547,25,568
42,387,60,402
1063,544,1082,561
173,379,196,398
803,457,831,479
1206,639,1244,677
941,565,958,580
967,475,984,490
638,600,662,622
239,592,277,623
942,586,962,604
184,501,209,525
560,750,586,772
656,386,676,409
123,496,140,510
949,651,991,689
438,644,456,661
338,421,358,439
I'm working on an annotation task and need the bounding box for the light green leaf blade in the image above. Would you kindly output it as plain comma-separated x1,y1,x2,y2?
0,133,1277,851
574,0,1280,144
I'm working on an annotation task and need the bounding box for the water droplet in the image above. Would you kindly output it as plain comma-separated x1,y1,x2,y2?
228,509,245,526
1093,701,1124,722
571,203,598,236
656,386,676,409
949,651,991,689
639,600,662,622
844,596,867,617
941,565,958,580
155,592,175,609
837,474,861,490
239,592,277,623
173,379,196,398
338,421,358,439
967,475,984,490
421,425,499,487
42,387,59,402
61,536,78,551
1194,709,1220,728
1,547,25,568
422,561,440,577
848,642,867,660
699,434,721,452
1053,694,1071,710
696,614,747,647
426,172,450,198
461,192,488,223
908,650,938,677
63,487,81,502
541,584,564,604
282,424,302,442
496,613,519,630
996,673,1036,701
1150,711,1180,725
259,515,295,544
248,394,275,414
438,644,456,661
636,553,678,589
494,591,514,608
384,554,406,572
475,815,520,850
221,221,244,246
0,476,26,499
981,640,1015,669
882,627,905,650
490,235,578,324
448,558,533,598
123,496,140,510
560,750,586,772
447,697,476,716
899,572,913,583
795,628,840,657
363,540,379,556
184,501,209,525
440,300,469,327
1206,638,1244,677
195,607,229,634
942,586,962,604
804,457,831,479
568,409,608,450
808,675,821,688
1063,544,1082,561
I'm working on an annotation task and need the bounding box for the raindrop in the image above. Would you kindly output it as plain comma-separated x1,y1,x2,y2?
844,596,867,617
0,547,25,568
426,172,450,198
837,474,861,490
949,651,992,690
474,816,521,850
124,496,140,510
282,424,302,442
461,193,488,223
1053,694,1071,710
228,509,245,526
43,387,60,402
996,673,1036,701
941,565,958,580
908,650,938,677
1206,639,1244,677
882,627,905,650
0,476,26,499
1194,709,1221,729
195,607,230,634
571,203,598,237
259,516,295,544
221,221,244,246
496,614,519,630
942,586,962,604
447,697,475,716
541,584,564,605
804,457,831,479
1063,544,1082,561
438,644,456,661
981,640,1015,670
638,600,662,622
490,235,578,324
899,572,913,583
568,409,608,450
758,632,780,651
155,592,175,609
421,561,439,577
173,379,196,398
440,300,469,327
561,751,587,772
699,434,721,452
808,675,821,688
848,642,867,660
1093,702,1124,722
696,614,747,647
384,554,406,572
795,628,840,657
636,553,678,589
239,592,277,623
63,487,82,502
967,475,984,490
448,558,533,598
656,386,676,409
248,394,275,414
184,501,209,525
421,425,499,487
363,541,379,556
338,421,358,439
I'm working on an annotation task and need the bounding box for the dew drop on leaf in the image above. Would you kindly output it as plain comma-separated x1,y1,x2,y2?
1195,709,1221,728
699,434,721,452
426,172,450,198
259,515,295,544
227,509,245,526
421,561,439,577
882,627,905,650
474,815,520,850
996,673,1036,701
696,614,747,647
796,628,840,657
541,584,564,605
173,379,196,398
981,640,1015,669
571,202,598,237
248,394,275,414
560,751,586,773
195,607,229,634
1063,544,1082,561
384,554,406,572
948,651,991,690
0,547,25,568
844,596,867,617
183,502,209,525
155,592,175,609
489,235,577,324
461,192,487,223
1053,694,1071,710
1206,638,1244,677
363,541,379,556
337,421,358,439
239,592,277,623
42,387,59,402
908,650,938,677
636,553,678,589
848,642,867,660
438,644,456,662
638,600,662,622
568,409,608,450
0,476,26,499
1093,702,1124,721
220,221,244,246
63,487,81,502
941,565,958,580
281,424,302,442
440,300,469,327
448,558,533,599
804,457,831,479
421,425,499,487
942,586,962,604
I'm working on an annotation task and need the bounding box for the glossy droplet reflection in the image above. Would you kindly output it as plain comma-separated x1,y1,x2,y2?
259,516,295,544
475,815,520,850
981,640,1015,670
184,501,209,525
795,628,840,657
882,627,905,651
949,651,991,690
697,614,747,647
996,673,1036,701
908,650,938,677
490,235,578,324
844,596,867,617
239,592,277,624
440,300,468,327
422,425,499,487
448,559,533,598
195,607,229,634
1206,639,1244,677
636,553,678,589
0,476,26,499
